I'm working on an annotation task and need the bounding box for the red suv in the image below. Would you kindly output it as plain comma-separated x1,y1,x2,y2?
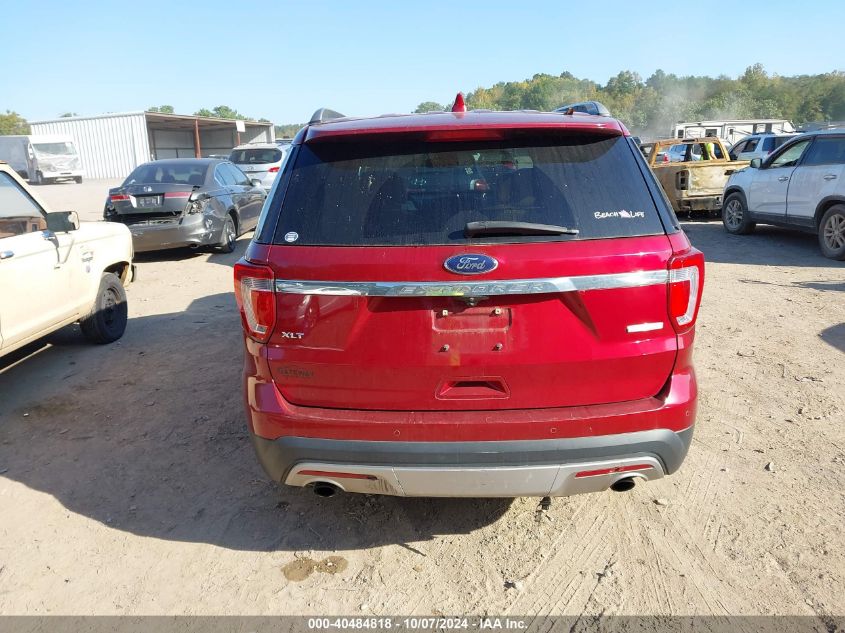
234,100,704,498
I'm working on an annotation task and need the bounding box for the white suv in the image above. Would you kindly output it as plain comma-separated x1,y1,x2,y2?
0,162,134,358
228,143,291,192
728,133,800,162
722,131,845,260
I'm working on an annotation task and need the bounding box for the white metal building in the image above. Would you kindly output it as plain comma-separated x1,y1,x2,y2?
29,112,275,179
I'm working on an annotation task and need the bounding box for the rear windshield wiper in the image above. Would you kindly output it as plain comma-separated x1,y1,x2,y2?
464,221,580,238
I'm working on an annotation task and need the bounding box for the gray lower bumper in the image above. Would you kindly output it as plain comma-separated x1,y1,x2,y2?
127,215,221,252
252,427,694,495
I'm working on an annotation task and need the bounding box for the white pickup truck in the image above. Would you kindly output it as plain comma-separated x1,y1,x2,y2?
0,162,134,358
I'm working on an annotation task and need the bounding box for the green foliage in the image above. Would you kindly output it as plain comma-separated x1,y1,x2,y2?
275,123,304,139
59,112,78,118
146,105,174,114
414,65,845,138
0,110,30,135
207,106,244,119
193,106,264,121
414,101,445,113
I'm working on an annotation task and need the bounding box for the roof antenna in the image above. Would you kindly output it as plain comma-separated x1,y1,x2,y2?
452,92,467,113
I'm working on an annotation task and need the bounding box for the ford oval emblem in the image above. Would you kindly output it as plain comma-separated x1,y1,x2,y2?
444,254,499,275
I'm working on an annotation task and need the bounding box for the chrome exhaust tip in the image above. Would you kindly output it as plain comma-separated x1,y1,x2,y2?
312,482,341,498
609,477,637,493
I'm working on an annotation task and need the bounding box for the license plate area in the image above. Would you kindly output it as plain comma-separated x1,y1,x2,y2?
432,305,511,332
136,195,162,208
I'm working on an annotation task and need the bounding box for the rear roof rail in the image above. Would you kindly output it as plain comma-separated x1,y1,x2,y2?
309,108,346,125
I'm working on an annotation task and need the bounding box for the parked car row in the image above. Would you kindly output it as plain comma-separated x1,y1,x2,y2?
6,100,840,505
0,145,278,360
636,123,845,260
2,99,710,503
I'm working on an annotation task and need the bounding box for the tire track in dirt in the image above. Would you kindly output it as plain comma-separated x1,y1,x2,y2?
501,499,616,616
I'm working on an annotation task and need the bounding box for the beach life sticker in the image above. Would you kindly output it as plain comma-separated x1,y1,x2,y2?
594,210,646,220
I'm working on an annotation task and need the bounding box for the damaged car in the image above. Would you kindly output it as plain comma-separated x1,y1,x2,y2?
642,137,748,216
104,158,266,253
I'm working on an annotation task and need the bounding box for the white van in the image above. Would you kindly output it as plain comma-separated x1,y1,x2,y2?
0,135,85,184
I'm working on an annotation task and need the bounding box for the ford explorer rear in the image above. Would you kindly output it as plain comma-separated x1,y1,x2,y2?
234,100,704,498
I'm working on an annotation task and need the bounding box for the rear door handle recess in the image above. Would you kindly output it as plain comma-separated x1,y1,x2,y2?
823,174,838,181
0,250,13,260
777,176,789,182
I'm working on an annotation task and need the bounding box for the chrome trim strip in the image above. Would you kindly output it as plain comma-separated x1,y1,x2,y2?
274,270,668,297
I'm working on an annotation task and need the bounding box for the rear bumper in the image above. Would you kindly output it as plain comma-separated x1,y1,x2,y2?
123,214,223,252
252,427,693,497
245,333,698,497
41,169,84,180
677,195,722,212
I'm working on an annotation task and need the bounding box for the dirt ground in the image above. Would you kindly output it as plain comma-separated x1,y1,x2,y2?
0,180,843,617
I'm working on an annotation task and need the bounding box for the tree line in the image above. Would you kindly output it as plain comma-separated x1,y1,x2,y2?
4,66,843,139
415,64,845,138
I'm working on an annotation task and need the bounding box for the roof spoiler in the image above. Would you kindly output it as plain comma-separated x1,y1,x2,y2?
309,108,346,125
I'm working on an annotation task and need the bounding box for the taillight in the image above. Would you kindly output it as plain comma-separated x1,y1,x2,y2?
187,199,205,214
110,194,130,202
233,260,275,343
268,166,280,173
164,191,191,199
668,249,704,334
675,170,689,190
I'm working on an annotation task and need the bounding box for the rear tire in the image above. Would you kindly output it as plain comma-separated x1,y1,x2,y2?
819,204,845,260
218,214,237,253
74,176,83,184
80,273,128,344
722,192,755,235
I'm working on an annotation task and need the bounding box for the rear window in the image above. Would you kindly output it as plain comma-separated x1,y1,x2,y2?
272,135,665,246
123,163,207,186
229,148,282,164
771,136,792,152
803,137,845,166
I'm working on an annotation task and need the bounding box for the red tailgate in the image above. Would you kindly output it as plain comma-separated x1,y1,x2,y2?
250,236,677,411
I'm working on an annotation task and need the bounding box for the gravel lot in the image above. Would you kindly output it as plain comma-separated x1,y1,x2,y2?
0,180,843,617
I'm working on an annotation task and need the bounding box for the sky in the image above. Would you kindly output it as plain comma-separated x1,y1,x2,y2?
2,0,843,125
